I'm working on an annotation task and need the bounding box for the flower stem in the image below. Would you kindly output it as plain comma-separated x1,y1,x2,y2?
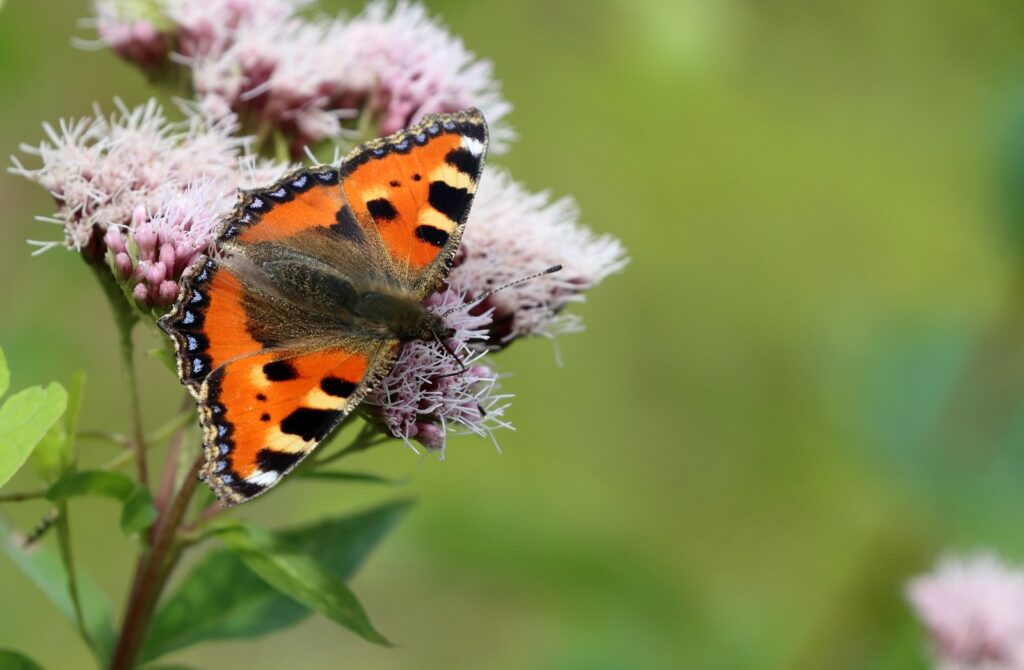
55,503,91,651
0,488,48,503
90,263,150,490
109,455,202,670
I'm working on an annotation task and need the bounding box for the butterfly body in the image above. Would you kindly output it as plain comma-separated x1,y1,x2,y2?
159,108,488,505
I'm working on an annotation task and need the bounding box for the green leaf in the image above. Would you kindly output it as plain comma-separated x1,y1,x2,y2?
0,649,45,670
46,470,157,535
0,383,67,490
0,346,9,399
147,346,177,374
0,517,115,664
216,522,390,645
32,371,85,482
141,499,411,663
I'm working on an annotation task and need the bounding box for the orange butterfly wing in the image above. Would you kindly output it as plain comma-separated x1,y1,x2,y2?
161,108,489,504
195,343,397,504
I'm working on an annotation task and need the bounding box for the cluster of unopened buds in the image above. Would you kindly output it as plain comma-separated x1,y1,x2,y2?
13,0,627,453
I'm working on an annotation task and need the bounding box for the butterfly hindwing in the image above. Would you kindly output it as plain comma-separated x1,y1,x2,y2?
197,342,399,504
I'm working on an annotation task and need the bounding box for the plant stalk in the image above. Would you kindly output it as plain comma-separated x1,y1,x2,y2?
108,455,202,670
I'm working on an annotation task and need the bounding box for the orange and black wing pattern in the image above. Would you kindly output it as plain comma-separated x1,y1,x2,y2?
160,258,399,504
194,342,398,504
161,108,488,504
215,108,488,295
338,107,488,295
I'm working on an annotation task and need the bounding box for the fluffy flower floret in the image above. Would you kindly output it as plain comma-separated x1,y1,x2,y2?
908,552,1024,670
365,289,510,453
11,98,288,307
450,169,628,347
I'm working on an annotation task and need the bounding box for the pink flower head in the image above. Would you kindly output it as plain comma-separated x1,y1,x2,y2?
168,0,308,58
11,98,289,307
93,0,170,68
95,1,513,154
338,1,513,151
366,289,510,453
908,553,1024,669
449,169,628,347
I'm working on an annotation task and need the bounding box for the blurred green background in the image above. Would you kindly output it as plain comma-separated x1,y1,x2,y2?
6,0,1024,668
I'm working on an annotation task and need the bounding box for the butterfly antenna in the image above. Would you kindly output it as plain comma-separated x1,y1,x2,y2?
441,264,563,318
430,326,469,378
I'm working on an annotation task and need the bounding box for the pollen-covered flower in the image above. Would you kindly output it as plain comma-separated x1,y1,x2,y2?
11,98,288,307
449,168,628,347
365,289,510,453
908,552,1024,670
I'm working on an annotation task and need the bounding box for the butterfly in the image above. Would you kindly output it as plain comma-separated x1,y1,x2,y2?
158,108,488,506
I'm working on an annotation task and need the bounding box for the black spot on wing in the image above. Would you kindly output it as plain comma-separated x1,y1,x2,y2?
257,448,303,473
428,182,470,222
331,204,365,242
321,377,357,398
445,148,480,177
415,225,449,248
280,407,342,442
263,361,298,382
226,477,265,499
366,198,398,221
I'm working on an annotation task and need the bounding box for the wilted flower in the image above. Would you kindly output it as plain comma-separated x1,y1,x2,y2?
10,98,287,307
366,289,510,452
908,552,1024,670
452,168,629,347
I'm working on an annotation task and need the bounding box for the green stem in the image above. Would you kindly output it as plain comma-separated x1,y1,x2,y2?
55,503,91,651
146,407,194,445
76,430,130,449
118,318,149,490
0,488,48,503
90,263,149,489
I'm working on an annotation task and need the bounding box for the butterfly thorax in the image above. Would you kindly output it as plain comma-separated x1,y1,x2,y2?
350,289,449,343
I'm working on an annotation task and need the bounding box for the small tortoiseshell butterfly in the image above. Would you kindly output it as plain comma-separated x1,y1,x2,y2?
159,108,488,505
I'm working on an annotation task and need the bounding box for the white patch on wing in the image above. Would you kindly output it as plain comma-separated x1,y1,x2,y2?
461,137,485,157
247,470,281,487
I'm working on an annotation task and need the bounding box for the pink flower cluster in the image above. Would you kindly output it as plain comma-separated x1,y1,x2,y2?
908,553,1024,670
92,0,512,153
17,0,627,453
455,169,628,347
367,290,510,453
10,99,287,308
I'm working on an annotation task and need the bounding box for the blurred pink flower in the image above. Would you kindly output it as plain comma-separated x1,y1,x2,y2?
908,552,1024,670
10,98,288,307
451,168,628,347
167,0,307,57
93,0,169,68
366,289,510,453
92,0,512,153
338,1,513,151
